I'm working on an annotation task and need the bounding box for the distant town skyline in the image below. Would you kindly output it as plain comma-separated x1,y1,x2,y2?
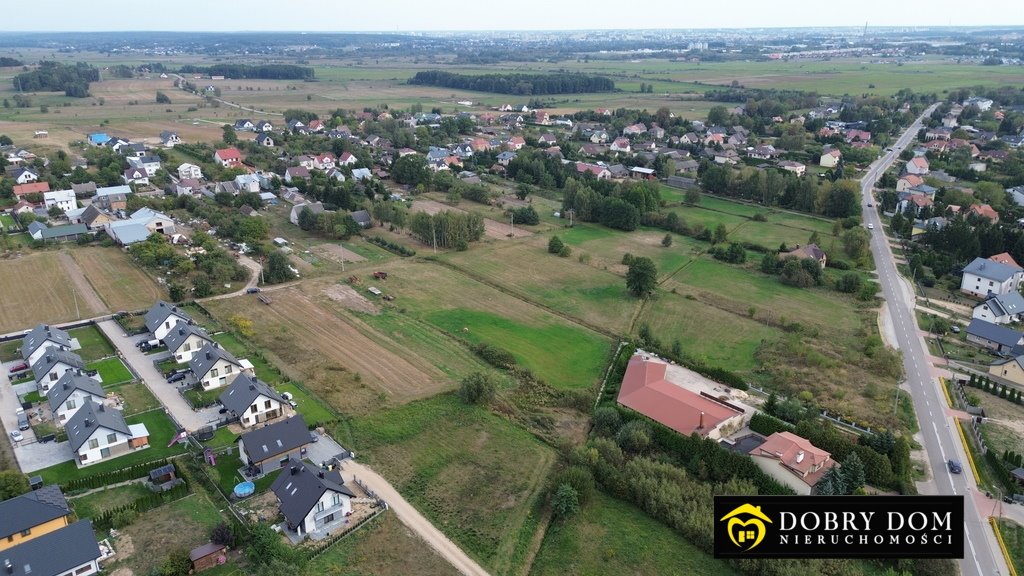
5,0,1024,33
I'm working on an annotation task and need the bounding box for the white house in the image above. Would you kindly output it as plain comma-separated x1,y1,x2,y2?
122,167,149,186
337,152,357,166
46,373,105,425
21,324,72,366
162,323,214,363
127,156,162,177
610,137,632,154
238,415,311,474
778,160,806,177
43,189,77,213
218,373,290,428
65,400,148,467
160,131,181,147
213,148,242,168
255,133,274,147
961,257,1024,298
189,343,245,390
819,149,841,168
143,301,192,341
271,458,355,539
973,292,1024,325
31,348,86,395
12,167,39,184
289,201,325,226
904,156,930,176
178,163,203,180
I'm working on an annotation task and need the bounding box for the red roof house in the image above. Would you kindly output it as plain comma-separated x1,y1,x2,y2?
214,148,242,168
748,432,836,494
990,252,1022,269
969,204,999,223
616,354,745,440
13,182,50,197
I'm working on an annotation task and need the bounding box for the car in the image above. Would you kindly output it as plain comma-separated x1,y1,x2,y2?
246,287,262,294
8,362,29,375
164,368,188,378
948,459,962,474
9,430,23,443
867,203,873,207
167,372,188,384
15,409,29,431
281,392,293,401
867,223,874,230
951,326,961,334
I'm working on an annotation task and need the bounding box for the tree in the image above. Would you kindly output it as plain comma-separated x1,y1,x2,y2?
551,483,580,519
547,235,564,254
211,522,236,547
458,372,495,405
626,256,657,297
592,406,623,437
192,273,212,298
222,124,237,145
835,272,863,293
555,466,595,504
515,183,531,201
616,419,652,453
168,283,185,302
764,392,779,416
661,234,673,247
155,91,171,104
708,105,729,126
392,154,431,186
0,471,29,500
841,452,866,493
712,223,728,244
264,250,296,284
297,206,318,231
684,187,701,205
842,227,871,260
159,548,192,576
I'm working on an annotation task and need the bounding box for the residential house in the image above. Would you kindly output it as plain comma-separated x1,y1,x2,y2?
46,373,105,425
144,300,192,341
896,174,924,192
925,127,952,141
783,244,827,269
0,485,72,552
616,354,746,440
577,143,606,156
189,343,244,390
218,373,290,428
973,292,1024,325
238,415,312,475
990,355,1024,387
575,162,611,180
350,168,372,181
607,164,629,179
285,166,311,184
234,174,261,193
630,167,657,180
622,123,647,137
969,204,1000,224
961,257,1024,298
844,129,871,143
106,208,174,246
533,111,550,125
0,520,102,576
713,150,740,165
13,181,49,199
271,458,355,539
964,97,994,111
506,136,526,151
122,167,149,186
286,119,306,133
175,178,203,197
21,324,72,366
538,133,557,147
213,148,243,168
337,152,357,166
496,151,516,166
66,400,149,466
28,223,89,243
748,145,779,160
163,323,215,363
819,149,842,168
648,124,666,139
351,210,371,228
160,131,181,147
904,156,930,176
233,119,255,132
748,432,837,495
87,133,111,146
255,120,273,132
609,137,632,154
965,319,1024,354
289,201,325,226
255,133,274,147
178,163,203,180
43,190,76,213
121,143,148,159
778,160,806,177
313,153,336,171
11,167,39,184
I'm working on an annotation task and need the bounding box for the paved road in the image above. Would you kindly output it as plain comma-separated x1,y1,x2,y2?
862,104,1007,576
96,319,219,432
343,460,491,576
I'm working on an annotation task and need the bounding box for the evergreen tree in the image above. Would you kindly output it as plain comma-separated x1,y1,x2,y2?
841,452,866,493
764,392,779,416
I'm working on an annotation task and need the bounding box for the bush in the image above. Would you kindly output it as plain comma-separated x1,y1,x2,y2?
551,483,580,519
558,245,572,258
592,406,623,437
211,522,236,547
835,272,864,294
458,372,496,405
749,411,796,436
616,419,652,453
554,466,595,504
471,342,517,369
548,235,564,254
827,259,852,270
367,236,415,256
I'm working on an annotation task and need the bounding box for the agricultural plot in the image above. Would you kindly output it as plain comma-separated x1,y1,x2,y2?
345,394,555,576
70,247,164,311
0,252,98,333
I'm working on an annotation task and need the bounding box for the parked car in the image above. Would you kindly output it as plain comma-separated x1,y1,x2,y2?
951,326,961,334
246,287,261,294
164,368,188,378
8,362,29,376
948,459,962,474
867,223,874,230
9,430,23,443
15,409,29,431
167,372,188,384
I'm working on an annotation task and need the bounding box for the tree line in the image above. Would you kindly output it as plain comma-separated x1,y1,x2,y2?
408,70,615,95
408,210,484,250
14,61,98,97
178,64,314,80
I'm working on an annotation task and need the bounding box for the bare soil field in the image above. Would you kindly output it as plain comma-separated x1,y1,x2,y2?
0,251,99,333
322,283,378,315
69,247,164,312
410,199,534,240
313,243,367,265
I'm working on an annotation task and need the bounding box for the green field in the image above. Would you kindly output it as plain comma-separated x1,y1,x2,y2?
69,482,152,520
306,513,459,576
68,325,115,362
344,393,555,575
530,490,737,576
88,357,133,386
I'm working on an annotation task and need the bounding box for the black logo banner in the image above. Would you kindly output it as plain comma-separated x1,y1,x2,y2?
714,495,964,559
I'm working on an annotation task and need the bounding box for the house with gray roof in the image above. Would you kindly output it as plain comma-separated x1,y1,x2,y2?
144,301,192,341
189,343,244,390
351,209,371,228
21,324,72,366
966,319,1024,354
239,415,312,474
289,201,325,226
218,373,290,428
47,373,105,425
974,292,1024,326
961,257,1024,298
0,520,101,576
271,457,355,539
31,349,86,395
163,323,214,363
0,485,71,547
66,400,148,467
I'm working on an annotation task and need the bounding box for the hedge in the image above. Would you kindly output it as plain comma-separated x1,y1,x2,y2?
367,236,415,256
62,458,174,492
91,481,191,530
749,412,795,436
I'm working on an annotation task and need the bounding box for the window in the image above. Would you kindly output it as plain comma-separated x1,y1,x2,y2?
88,439,99,449
6,535,12,542
332,493,341,506
75,565,93,575
226,365,233,374
50,372,58,381
67,398,76,409
20,529,30,537
251,405,258,413
264,400,272,409
106,433,117,444
211,368,219,377
219,377,226,386
183,342,191,352
316,501,325,512
100,448,110,458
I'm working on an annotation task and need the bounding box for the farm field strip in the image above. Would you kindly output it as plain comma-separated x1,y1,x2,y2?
0,252,89,333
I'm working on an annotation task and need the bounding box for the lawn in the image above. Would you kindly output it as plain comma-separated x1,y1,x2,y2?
0,340,20,362
183,386,222,408
68,325,115,362
108,382,161,416
998,518,1024,576
201,426,238,450
306,512,459,576
118,493,226,576
530,490,737,576
69,482,152,520
35,409,187,484
206,448,280,497
275,380,337,425
344,393,555,575
88,357,134,386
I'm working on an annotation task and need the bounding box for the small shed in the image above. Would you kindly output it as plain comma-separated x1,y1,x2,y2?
149,464,177,484
190,542,226,572
1011,467,1024,486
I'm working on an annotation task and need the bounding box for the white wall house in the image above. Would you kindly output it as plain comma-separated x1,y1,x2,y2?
21,324,72,366
47,373,105,425
189,343,244,390
961,257,1024,298
65,400,149,467
218,373,289,428
973,292,1024,325
271,458,355,539
144,301,192,341
178,163,203,180
43,189,77,213
31,349,86,395
163,323,214,363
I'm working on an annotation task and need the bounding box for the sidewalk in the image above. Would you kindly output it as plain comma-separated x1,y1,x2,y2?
96,319,218,432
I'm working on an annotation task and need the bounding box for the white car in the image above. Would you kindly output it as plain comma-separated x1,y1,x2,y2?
9,430,23,443
867,223,874,230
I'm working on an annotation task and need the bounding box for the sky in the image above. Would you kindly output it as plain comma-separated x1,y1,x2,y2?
6,0,1024,32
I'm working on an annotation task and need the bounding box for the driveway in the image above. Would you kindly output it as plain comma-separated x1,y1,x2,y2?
14,440,74,472
306,430,348,466
96,319,219,432
0,366,28,459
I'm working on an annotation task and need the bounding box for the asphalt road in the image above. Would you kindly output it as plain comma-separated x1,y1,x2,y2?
862,104,1007,576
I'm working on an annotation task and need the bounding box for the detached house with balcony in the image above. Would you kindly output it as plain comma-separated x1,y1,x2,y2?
46,373,105,425
218,373,290,428
0,485,71,552
163,323,215,363
189,343,245,390
238,415,312,475
271,457,355,541
748,431,836,495
66,400,149,467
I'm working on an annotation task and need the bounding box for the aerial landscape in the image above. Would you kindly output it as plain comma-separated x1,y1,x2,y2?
2,1,1024,575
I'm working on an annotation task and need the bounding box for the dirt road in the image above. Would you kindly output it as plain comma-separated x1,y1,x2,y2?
57,251,106,315
345,460,491,576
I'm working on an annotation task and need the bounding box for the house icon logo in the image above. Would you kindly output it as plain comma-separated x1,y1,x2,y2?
719,503,773,551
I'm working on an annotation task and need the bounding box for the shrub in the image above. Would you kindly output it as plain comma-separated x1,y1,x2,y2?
558,245,572,258
471,343,517,369
211,522,236,547
367,236,415,256
592,406,623,437
551,483,580,519
547,235,564,254
458,372,496,405
555,466,595,504
616,419,652,453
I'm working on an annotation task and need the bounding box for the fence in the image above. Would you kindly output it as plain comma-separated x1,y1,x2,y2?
303,507,387,561
593,340,627,410
61,457,177,492
820,410,873,435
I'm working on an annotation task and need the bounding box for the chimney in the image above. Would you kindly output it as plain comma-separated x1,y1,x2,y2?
291,466,299,475
796,451,805,464
698,411,705,430
318,471,324,479
5,559,12,575
84,419,92,428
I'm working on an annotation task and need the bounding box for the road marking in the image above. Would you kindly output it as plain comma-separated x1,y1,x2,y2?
964,525,984,576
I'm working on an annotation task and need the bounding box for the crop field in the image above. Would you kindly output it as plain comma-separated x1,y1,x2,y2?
0,252,99,333
530,490,737,576
344,394,555,576
70,247,164,312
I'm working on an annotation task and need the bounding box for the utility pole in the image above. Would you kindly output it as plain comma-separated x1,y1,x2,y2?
431,219,437,254
509,212,514,238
